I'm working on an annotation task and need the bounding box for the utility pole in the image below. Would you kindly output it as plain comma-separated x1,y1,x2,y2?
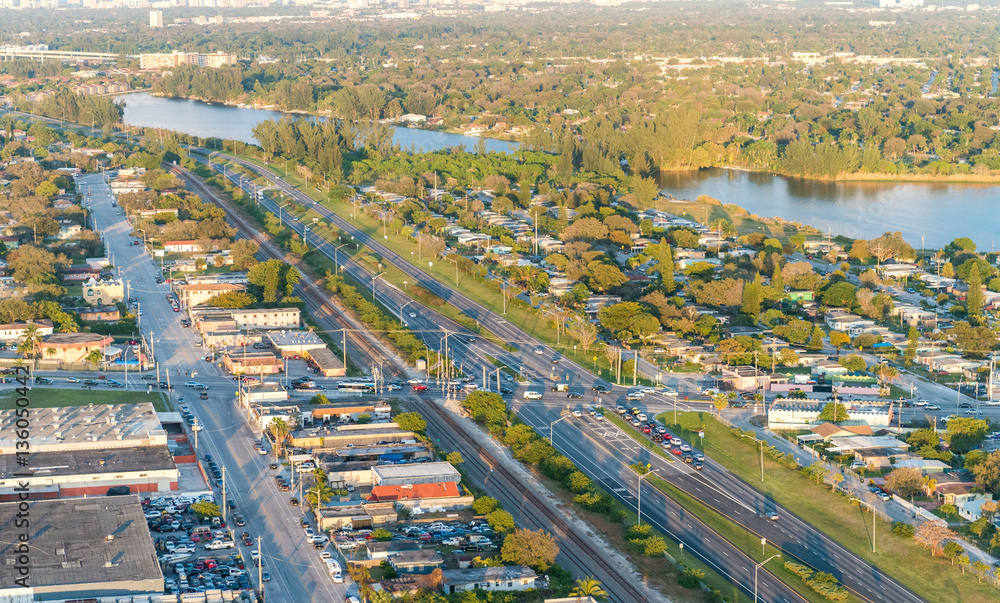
257,537,264,603
633,350,638,386
221,467,227,522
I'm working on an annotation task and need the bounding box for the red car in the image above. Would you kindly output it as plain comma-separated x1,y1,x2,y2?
205,559,217,569
671,447,683,455
411,384,428,391
641,426,651,434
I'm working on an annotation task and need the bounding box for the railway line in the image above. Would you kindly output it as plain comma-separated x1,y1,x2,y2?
168,164,408,382
418,398,656,603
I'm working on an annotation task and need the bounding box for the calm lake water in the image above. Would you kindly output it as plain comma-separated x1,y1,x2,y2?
117,93,998,249
659,169,1000,249
115,92,520,154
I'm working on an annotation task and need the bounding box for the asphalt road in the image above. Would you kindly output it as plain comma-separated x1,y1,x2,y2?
79,172,347,603
201,156,930,602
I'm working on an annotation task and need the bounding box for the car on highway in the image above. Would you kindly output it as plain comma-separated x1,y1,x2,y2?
534,347,544,355
524,391,543,400
408,311,416,318
661,386,678,396
411,384,428,391
184,381,200,388
926,405,941,410
767,511,779,521
64,377,80,383
625,392,644,401
693,461,704,470
241,532,252,546
913,400,928,406
200,392,209,400
567,392,582,399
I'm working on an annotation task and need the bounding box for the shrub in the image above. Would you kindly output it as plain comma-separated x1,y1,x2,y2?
678,568,705,589
625,524,652,541
892,522,915,539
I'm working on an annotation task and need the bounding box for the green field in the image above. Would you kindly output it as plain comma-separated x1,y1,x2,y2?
656,411,1000,603
0,388,169,412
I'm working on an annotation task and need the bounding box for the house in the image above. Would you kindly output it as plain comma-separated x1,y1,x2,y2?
314,500,396,532
0,320,53,342
931,472,979,503
809,422,874,440
174,283,247,308
956,493,993,522
55,224,82,240
366,540,421,560
390,550,445,575
40,333,113,364
63,265,101,282
440,566,538,594
824,310,875,336
163,240,201,253
717,366,770,391
66,305,121,322
892,458,950,473
81,277,124,306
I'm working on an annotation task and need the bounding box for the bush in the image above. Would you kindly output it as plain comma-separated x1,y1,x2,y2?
678,568,705,589
472,496,501,515
892,522,915,539
625,524,652,540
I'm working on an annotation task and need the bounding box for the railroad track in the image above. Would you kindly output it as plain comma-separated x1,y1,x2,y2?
172,163,653,602
418,398,652,603
168,164,407,381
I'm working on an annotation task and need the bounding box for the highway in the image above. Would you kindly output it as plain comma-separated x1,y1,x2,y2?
79,172,348,603
197,154,931,602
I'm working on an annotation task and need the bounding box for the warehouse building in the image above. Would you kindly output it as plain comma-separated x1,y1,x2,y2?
373,462,461,487
0,403,166,455
0,496,163,600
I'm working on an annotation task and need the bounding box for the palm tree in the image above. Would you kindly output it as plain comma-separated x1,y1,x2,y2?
348,565,374,603
16,323,42,367
570,577,608,601
268,418,291,457
85,349,103,367
876,364,900,394
305,468,336,507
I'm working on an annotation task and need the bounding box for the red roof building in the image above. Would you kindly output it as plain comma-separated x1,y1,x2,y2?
368,481,460,503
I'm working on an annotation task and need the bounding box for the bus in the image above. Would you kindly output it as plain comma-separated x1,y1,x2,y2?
337,381,376,394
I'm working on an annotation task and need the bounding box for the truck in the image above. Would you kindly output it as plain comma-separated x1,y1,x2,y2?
551,383,569,392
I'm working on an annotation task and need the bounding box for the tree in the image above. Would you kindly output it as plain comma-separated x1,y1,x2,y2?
205,291,256,308
966,264,984,323
741,273,764,321
656,238,676,292
884,466,923,499
806,326,825,351
571,577,608,601
939,503,958,518
445,451,464,466
230,239,260,270
598,302,659,340
829,331,851,355
16,322,42,365
8,245,62,289
500,528,560,571
486,509,515,534
712,392,729,415
248,259,284,303
839,354,866,372
472,496,500,515
981,500,999,522
267,418,292,457
348,565,375,603
85,348,103,367
463,391,508,430
973,451,1000,493
945,417,988,454
914,520,956,555
305,468,336,506
394,412,426,433
587,263,626,292
943,541,964,565
822,282,857,307
818,402,849,423
190,501,221,518
972,560,990,582
904,326,919,365
568,316,598,352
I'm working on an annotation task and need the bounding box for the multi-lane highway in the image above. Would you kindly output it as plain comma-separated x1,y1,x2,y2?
79,171,348,603
198,153,933,603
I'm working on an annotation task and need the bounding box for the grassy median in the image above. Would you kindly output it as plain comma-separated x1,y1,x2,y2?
0,388,169,411
657,411,1000,603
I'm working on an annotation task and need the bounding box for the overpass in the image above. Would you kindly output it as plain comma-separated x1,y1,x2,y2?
0,49,135,62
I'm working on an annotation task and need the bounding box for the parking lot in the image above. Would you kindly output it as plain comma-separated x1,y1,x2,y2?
145,494,259,596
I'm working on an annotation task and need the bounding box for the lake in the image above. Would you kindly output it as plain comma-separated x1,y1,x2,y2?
659,169,1000,249
114,92,520,155
117,92,999,248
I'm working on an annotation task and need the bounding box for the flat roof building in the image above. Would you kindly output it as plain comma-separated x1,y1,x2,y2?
373,462,461,487
0,496,163,600
0,445,178,500
265,330,326,357
0,403,166,454
309,347,346,377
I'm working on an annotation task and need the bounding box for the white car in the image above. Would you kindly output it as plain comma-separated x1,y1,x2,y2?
641,387,656,394
534,347,544,355
205,540,235,550
524,391,543,400
320,552,332,560
184,381,199,387
662,387,678,397
408,312,416,318
680,444,692,452
572,410,583,418
986,401,1000,406
912,400,928,407
332,572,343,583
325,559,341,573
441,537,463,547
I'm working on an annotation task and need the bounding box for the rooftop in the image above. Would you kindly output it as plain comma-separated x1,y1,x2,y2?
0,495,162,587
373,462,461,482
369,482,460,502
264,331,325,347
0,445,176,479
441,565,538,583
43,332,112,346
0,403,164,454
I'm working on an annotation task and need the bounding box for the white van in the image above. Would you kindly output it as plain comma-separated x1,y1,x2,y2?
524,391,543,400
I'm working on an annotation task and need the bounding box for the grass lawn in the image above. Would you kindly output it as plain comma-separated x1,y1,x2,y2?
0,388,169,411
656,411,1000,603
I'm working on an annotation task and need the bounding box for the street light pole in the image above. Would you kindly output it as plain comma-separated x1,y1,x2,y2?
754,554,781,603
637,468,656,526
334,243,348,275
